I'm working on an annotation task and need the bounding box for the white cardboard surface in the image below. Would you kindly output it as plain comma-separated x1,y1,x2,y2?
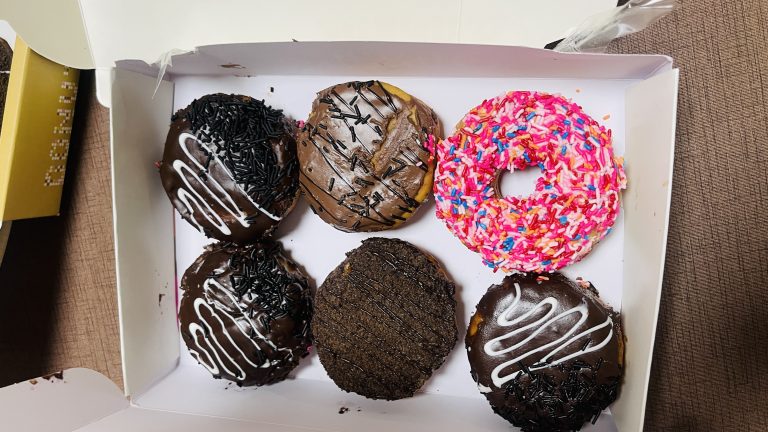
0,0,616,69
104,42,677,432
612,68,679,431
0,368,128,431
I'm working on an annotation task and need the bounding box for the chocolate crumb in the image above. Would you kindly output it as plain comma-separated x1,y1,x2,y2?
338,407,349,414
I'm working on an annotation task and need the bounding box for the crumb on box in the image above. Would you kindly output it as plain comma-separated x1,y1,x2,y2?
603,114,611,121
575,88,581,93
338,407,349,414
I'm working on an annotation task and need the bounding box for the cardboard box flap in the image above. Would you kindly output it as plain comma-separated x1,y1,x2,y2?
3,0,616,69
0,0,92,68
0,368,129,431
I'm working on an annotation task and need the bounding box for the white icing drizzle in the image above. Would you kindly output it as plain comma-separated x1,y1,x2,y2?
477,383,492,394
484,282,614,388
173,133,282,237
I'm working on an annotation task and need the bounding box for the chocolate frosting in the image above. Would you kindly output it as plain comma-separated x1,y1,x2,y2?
313,237,457,400
297,81,442,232
159,94,299,244
178,242,312,386
0,38,12,132
465,273,624,432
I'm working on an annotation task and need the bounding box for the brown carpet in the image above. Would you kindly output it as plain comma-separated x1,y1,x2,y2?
0,0,766,430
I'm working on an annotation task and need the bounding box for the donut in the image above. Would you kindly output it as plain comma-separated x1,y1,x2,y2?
430,91,627,273
312,237,457,399
297,80,442,232
466,273,623,432
178,241,312,386
160,94,299,244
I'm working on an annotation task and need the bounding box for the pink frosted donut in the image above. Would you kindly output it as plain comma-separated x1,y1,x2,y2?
430,91,627,273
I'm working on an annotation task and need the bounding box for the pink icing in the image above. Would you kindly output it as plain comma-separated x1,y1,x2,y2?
429,91,627,273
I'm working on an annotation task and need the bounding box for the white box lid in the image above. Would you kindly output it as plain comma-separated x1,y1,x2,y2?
1,0,616,69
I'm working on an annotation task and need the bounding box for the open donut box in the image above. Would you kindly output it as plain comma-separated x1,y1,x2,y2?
0,1,678,431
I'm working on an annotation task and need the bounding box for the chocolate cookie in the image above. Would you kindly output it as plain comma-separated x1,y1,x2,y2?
297,81,442,232
0,38,13,132
466,273,624,432
160,94,299,244
313,237,457,400
178,242,312,386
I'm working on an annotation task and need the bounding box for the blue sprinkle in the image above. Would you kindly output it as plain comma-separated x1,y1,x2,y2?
552,130,559,136
453,158,461,163
526,112,536,121
564,119,571,126
502,238,515,251
474,124,482,132
451,189,458,196
523,152,531,163
542,260,552,266
561,146,567,155
607,228,613,234
479,223,488,230
437,195,443,201
562,132,569,139
559,216,568,224
479,209,487,216
449,145,456,155
577,118,585,124
484,260,495,268
498,142,504,153
574,234,581,240
492,125,501,133
452,207,458,215
483,185,492,193
509,208,519,214
463,201,469,208
506,132,517,138
517,226,525,232
587,185,596,191
518,125,527,131
584,143,593,151
550,194,558,199
545,184,553,190
584,234,589,240
538,162,545,170
477,152,482,161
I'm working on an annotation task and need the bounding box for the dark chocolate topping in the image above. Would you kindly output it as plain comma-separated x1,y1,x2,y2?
297,81,442,232
465,273,623,432
0,38,13,132
313,237,457,400
160,94,299,243
178,241,312,386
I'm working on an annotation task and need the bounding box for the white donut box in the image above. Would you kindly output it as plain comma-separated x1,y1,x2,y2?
0,1,678,431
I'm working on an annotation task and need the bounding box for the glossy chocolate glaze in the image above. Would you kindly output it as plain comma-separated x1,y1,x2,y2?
297,81,442,232
178,242,312,386
466,273,624,432
159,94,299,244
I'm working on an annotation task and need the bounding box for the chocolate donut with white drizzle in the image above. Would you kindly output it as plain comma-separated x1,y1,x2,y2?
178,241,312,386
159,94,299,244
466,273,624,432
297,81,442,232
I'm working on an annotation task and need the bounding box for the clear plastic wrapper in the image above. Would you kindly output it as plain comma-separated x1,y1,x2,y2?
555,0,678,53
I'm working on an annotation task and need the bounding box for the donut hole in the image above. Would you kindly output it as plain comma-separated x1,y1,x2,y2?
496,168,540,199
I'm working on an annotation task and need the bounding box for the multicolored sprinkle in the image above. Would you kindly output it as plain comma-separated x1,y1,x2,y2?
429,91,627,273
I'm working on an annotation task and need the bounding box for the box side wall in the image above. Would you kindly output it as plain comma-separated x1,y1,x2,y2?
110,68,178,397
0,368,128,432
613,69,679,432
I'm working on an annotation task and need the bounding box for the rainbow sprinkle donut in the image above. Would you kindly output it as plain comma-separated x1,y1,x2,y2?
430,91,627,273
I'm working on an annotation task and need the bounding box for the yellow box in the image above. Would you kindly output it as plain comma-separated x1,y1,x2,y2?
0,37,78,221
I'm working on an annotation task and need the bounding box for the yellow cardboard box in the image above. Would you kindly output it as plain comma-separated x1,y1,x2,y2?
0,37,78,221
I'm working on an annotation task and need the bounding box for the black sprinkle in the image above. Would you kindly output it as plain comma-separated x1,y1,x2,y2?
355,178,374,187
179,94,297,211
269,87,274,93
328,177,335,192
338,407,349,414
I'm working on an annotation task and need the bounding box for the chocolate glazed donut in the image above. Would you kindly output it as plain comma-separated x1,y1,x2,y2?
159,94,299,244
466,273,624,432
297,81,442,232
178,241,312,386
